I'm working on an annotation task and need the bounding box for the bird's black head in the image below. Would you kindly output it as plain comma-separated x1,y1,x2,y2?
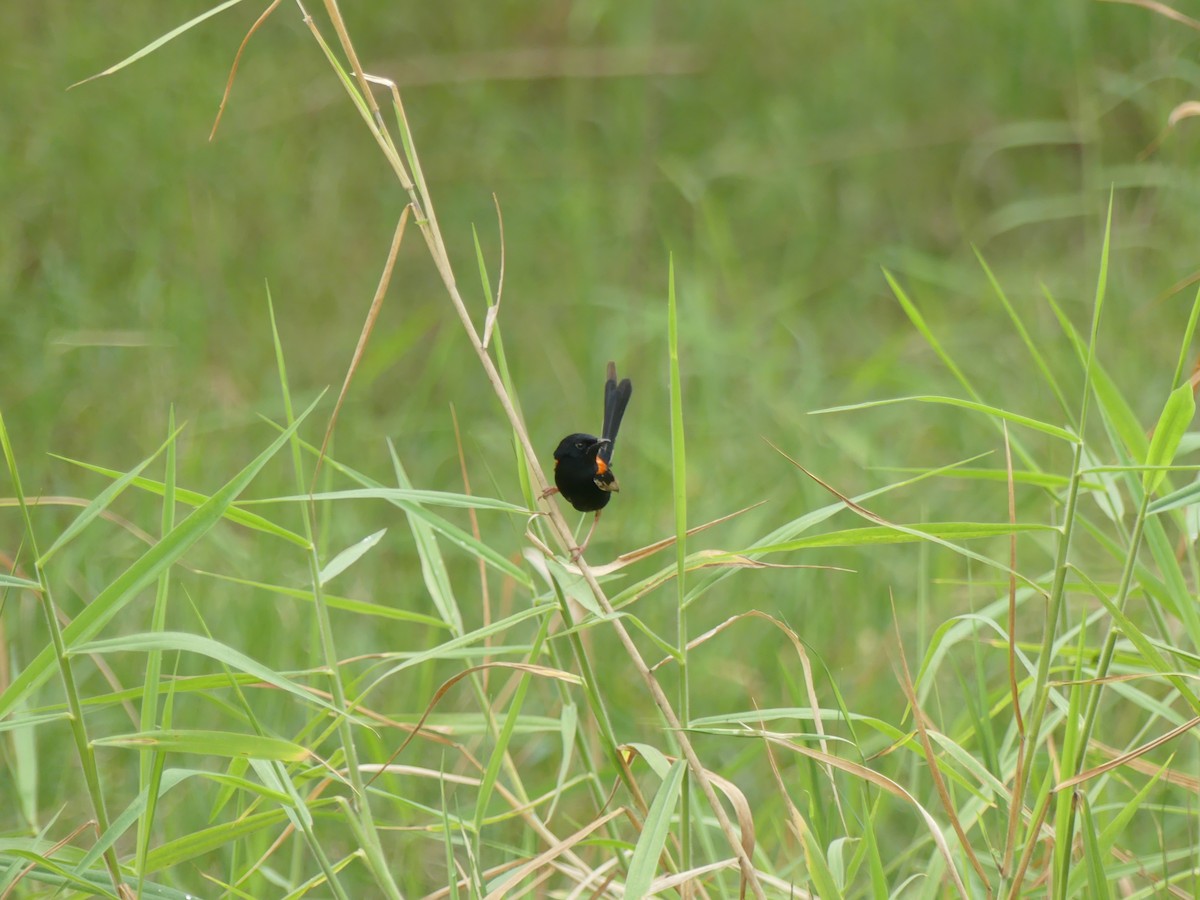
553,433,609,462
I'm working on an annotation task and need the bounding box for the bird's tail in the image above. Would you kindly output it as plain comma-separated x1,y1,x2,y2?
600,361,632,463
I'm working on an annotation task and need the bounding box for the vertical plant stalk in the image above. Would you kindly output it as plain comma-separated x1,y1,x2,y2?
266,296,392,900
666,258,693,887
1048,490,1150,898
135,407,178,895
1001,422,1026,879
1011,420,1082,856
1012,195,1111,870
298,10,766,893
0,413,126,897
1070,491,1149,762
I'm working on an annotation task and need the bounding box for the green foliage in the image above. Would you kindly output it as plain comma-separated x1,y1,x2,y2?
3,2,1200,897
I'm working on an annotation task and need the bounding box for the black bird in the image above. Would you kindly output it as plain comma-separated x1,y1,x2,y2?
544,362,633,557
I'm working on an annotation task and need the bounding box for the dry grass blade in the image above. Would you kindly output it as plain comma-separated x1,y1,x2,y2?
620,744,757,874
367,662,581,788
209,0,282,140
2,820,98,899
541,500,768,573
1090,741,1200,789
766,438,1039,592
482,193,506,349
761,729,971,897
1054,716,1200,792
319,0,384,128
759,724,818,900
482,808,625,900
1006,793,1053,899
587,548,843,580
286,679,470,754
891,607,989,889
311,207,411,494
649,610,837,793
646,859,744,896
643,610,803,670
1099,0,1200,31
354,763,599,890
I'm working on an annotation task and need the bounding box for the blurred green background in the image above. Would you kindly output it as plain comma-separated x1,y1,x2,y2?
5,0,1198,727
4,0,1200,888
7,4,1195,597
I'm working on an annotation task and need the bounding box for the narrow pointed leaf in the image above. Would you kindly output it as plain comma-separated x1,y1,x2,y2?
0,396,320,719
1143,383,1195,494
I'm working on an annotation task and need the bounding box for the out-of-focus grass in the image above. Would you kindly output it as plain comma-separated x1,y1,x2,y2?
5,1,1200,895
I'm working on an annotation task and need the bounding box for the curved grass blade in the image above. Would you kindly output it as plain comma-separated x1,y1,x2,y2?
69,0,248,88
193,570,450,628
93,729,310,762
1143,383,1195,495
319,528,387,586
244,487,527,512
810,395,1077,442
52,457,310,548
0,395,321,719
68,631,350,719
625,760,687,898
38,426,183,566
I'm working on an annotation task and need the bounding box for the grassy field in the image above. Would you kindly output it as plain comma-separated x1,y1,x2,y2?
4,1,1200,896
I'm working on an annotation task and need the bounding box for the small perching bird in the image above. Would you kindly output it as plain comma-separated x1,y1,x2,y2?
542,361,633,557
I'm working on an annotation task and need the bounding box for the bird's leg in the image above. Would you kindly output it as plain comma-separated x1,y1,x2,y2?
571,511,602,561
539,485,560,500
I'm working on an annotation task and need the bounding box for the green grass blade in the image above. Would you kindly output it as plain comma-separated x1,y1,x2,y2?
884,269,977,401
37,426,183,566
244,488,527,512
625,759,686,897
1170,284,1200,390
0,572,41,591
666,254,694,877
1042,282,1147,461
1148,480,1200,514
68,631,351,718
93,729,310,761
0,395,321,719
319,528,387,586
389,443,464,633
1077,188,1113,437
193,570,451,627
1078,784,1111,899
754,521,1055,551
974,247,1074,423
143,808,294,873
811,395,1077,442
472,615,552,831
1143,384,1195,495
69,0,247,87
51,457,311,547
136,406,178,897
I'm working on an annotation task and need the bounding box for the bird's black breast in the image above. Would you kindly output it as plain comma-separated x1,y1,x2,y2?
553,432,612,512
555,459,612,512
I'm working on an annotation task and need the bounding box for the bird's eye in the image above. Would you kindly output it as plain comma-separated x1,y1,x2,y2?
574,441,585,449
